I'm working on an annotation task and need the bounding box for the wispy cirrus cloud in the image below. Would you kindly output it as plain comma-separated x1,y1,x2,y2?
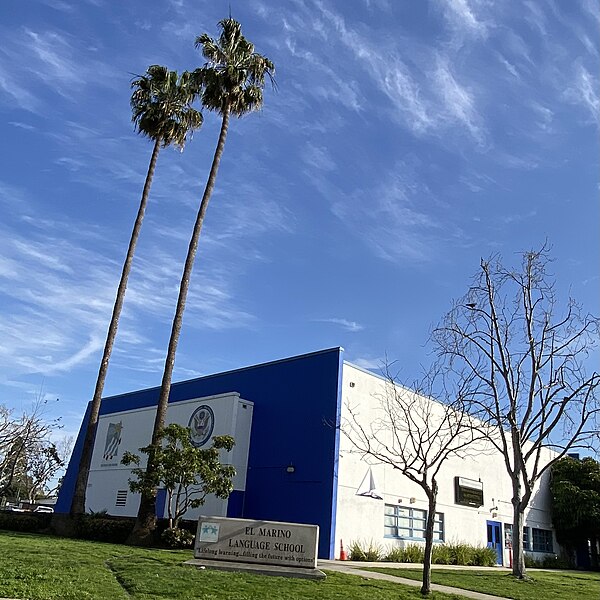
312,2,486,143
301,143,336,172
348,355,383,371
314,318,364,332
436,0,488,37
330,163,441,262
8,121,36,131
564,65,600,126
0,26,119,113
523,0,547,36
25,30,80,88
434,58,485,144
0,69,40,112
0,178,263,387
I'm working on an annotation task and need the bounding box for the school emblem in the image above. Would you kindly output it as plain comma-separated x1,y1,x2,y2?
103,421,123,461
198,522,220,542
188,405,214,447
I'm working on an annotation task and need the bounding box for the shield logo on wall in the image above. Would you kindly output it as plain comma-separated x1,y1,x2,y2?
188,405,215,447
103,421,123,461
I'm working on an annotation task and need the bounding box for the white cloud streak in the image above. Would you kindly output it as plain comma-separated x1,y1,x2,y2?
330,164,440,262
437,0,488,36
315,318,364,332
565,65,600,126
312,1,486,143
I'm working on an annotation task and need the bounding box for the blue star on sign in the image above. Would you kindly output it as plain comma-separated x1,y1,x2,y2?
202,524,218,535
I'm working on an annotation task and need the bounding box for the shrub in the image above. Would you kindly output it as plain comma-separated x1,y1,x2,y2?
447,541,475,565
524,553,573,570
76,515,134,544
541,554,573,569
348,539,384,561
384,546,405,562
0,511,51,532
524,554,536,568
432,544,452,564
161,527,195,548
472,546,497,566
350,539,513,566
403,544,425,563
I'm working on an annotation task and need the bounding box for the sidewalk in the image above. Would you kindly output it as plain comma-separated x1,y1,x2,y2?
318,560,511,600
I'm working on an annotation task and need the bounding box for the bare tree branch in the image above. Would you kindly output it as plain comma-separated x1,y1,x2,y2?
430,245,599,578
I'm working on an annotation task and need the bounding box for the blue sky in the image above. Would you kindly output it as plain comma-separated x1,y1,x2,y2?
1,0,598,440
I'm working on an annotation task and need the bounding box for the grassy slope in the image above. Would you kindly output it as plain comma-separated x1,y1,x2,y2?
0,531,462,600
366,567,600,600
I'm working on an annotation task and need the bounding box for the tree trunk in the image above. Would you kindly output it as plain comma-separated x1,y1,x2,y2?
421,481,438,595
511,494,526,578
591,537,599,571
69,137,162,518
129,106,231,545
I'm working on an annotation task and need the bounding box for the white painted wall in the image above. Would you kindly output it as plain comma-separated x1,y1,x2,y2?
335,363,557,564
87,392,253,520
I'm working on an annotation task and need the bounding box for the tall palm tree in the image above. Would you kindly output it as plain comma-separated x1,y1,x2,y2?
69,66,202,517
129,18,274,543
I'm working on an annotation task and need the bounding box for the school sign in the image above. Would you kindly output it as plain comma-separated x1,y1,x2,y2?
194,516,319,570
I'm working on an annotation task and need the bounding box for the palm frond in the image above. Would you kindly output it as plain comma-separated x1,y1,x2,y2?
193,17,275,118
130,65,203,149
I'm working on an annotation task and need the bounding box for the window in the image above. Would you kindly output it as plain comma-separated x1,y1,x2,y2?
504,523,536,552
504,523,512,546
505,524,547,551
454,477,484,507
532,528,553,553
521,526,530,550
433,513,444,541
384,505,444,541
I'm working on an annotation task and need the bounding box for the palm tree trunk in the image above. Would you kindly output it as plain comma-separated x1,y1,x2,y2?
129,105,231,545
69,136,162,517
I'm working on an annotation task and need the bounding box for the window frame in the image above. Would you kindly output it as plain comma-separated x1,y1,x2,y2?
384,504,444,542
523,526,530,551
532,528,553,553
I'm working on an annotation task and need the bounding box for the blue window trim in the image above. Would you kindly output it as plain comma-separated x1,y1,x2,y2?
384,535,445,543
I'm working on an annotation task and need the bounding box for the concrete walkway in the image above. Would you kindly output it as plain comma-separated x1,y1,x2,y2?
318,560,511,600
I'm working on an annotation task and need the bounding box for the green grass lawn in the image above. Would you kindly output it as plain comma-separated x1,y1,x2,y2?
365,566,600,600
0,530,464,600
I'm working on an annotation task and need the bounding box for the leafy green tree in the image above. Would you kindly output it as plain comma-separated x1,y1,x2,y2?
130,17,274,544
122,424,235,529
551,456,600,569
70,66,202,517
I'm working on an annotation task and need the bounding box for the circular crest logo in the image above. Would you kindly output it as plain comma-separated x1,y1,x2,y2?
188,405,215,447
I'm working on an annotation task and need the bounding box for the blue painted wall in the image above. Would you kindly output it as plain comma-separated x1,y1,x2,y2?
57,347,343,558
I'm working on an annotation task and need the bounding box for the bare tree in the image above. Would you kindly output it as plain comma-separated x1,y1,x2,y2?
25,436,73,502
431,246,600,579
0,399,63,501
344,369,485,595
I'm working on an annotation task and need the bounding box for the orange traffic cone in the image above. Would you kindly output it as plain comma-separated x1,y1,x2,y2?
339,539,348,561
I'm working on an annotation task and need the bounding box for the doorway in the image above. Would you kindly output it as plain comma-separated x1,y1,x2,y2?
486,520,503,565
